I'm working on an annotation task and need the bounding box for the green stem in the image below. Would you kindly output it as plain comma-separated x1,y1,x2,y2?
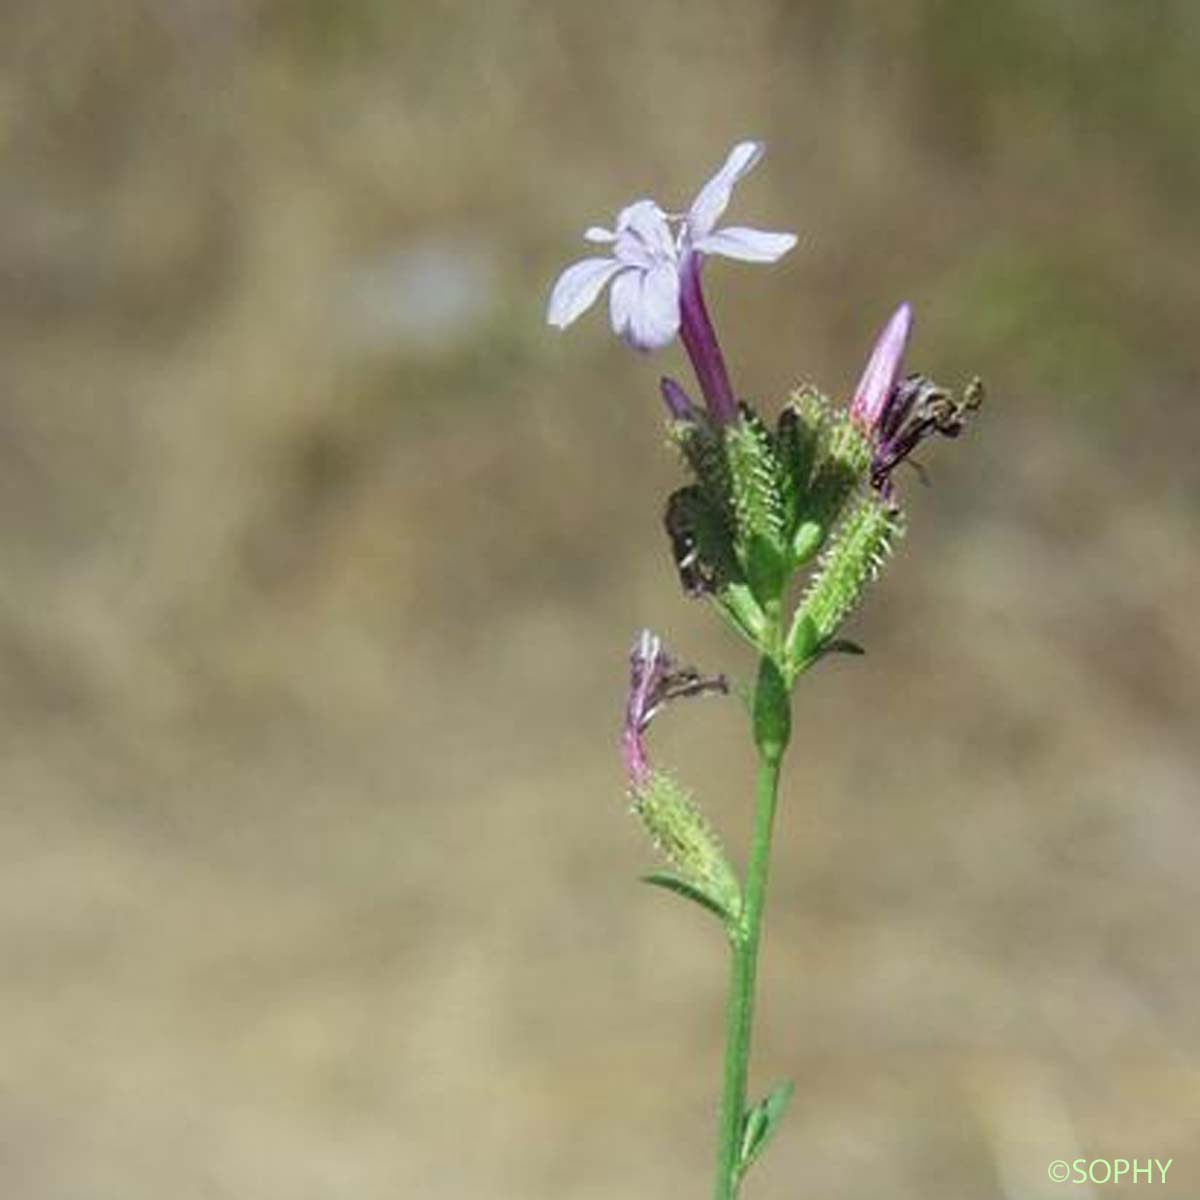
713,661,788,1200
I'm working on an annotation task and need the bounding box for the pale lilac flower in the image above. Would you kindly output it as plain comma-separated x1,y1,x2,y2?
622,630,727,791
849,303,912,431
547,142,796,424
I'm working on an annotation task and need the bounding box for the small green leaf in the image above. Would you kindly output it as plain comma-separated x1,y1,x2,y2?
752,657,791,758
823,637,865,656
738,1080,795,1177
640,871,736,924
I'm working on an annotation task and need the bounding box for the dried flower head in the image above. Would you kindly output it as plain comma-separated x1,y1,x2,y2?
848,304,983,500
622,630,728,790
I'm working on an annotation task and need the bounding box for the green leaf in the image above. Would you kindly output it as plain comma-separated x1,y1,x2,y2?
640,871,736,924
738,1080,795,1177
822,638,865,657
752,657,791,758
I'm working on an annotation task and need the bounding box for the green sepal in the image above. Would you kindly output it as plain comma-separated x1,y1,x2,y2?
790,519,823,567
787,626,867,680
783,611,819,677
794,493,903,649
776,387,826,528
632,771,742,921
802,413,871,536
640,871,738,925
725,411,787,565
737,1080,795,1178
744,533,787,607
670,418,733,519
752,657,791,759
714,583,768,650
664,484,743,597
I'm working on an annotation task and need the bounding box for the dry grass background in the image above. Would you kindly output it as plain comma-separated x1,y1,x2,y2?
2,2,1200,1197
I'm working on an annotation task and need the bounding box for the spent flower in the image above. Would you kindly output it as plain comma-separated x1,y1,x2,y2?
849,304,983,500
622,630,728,790
868,374,984,499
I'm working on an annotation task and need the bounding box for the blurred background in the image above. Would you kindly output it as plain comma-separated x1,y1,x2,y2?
2,1,1199,1196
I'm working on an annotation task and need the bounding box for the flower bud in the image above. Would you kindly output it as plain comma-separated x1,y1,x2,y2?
849,303,912,431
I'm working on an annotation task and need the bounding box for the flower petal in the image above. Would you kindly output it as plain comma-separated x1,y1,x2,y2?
635,262,682,349
614,198,675,267
616,199,674,247
849,303,913,430
609,268,640,342
692,226,797,263
546,256,625,329
677,253,737,425
623,628,666,788
611,262,681,351
584,226,616,243
687,141,764,240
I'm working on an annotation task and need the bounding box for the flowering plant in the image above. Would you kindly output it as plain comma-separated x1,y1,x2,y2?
548,141,981,1199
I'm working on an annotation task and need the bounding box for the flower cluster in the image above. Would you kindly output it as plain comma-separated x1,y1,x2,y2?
548,141,979,509
549,138,981,898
